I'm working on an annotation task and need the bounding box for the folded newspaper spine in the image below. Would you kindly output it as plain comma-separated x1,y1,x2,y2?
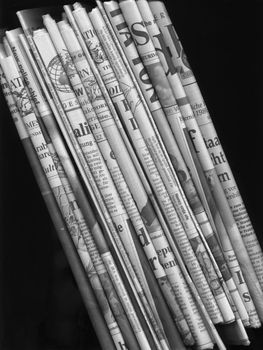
116,2,234,323
148,0,263,293
63,7,197,346
18,33,156,350
89,5,229,350
47,16,169,350
9,34,144,349
148,0,263,324
0,48,117,350
89,2,225,326
0,2,262,349
126,0,256,328
58,18,185,349
61,8,190,349
0,52,133,350
16,10,151,349
102,0,243,327
72,4,217,349
33,26,158,350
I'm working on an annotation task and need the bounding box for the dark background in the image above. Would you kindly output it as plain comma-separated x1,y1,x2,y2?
0,0,263,349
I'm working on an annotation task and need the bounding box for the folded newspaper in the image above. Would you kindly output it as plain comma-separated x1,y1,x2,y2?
1,1,262,349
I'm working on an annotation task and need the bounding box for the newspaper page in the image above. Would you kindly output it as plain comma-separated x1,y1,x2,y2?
134,0,214,222
72,6,214,348
99,0,234,326
61,9,192,348
101,0,208,230
89,5,223,326
16,9,125,250
197,157,260,327
83,4,224,344
16,8,118,234
43,19,164,346
3,34,44,121
5,30,84,205
41,17,144,288
130,0,215,229
98,4,250,344
17,15,142,349
50,146,130,350
0,53,131,349
102,0,244,326
86,5,225,348
89,0,219,328
57,19,183,348
117,2,213,227
61,9,190,347
24,23,142,350
133,0,252,327
148,0,263,324
56,19,170,350
43,13,155,315
152,195,227,350
57,16,161,319
114,0,227,325
0,52,131,349
45,17,185,350
1,38,138,349
64,4,156,188
15,11,157,345
149,0,263,300
33,27,156,350
0,59,117,350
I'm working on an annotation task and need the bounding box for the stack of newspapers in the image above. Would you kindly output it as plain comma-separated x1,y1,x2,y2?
1,1,263,349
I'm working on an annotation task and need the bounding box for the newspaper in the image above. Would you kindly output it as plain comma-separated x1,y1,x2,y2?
16,8,118,236
72,5,214,348
88,6,226,349
57,19,180,348
149,0,263,314
16,10,159,347
62,9,191,349
102,0,245,326
33,26,157,350
42,13,153,310
131,0,215,227
2,32,142,348
42,19,166,349
56,19,171,350
131,0,251,328
98,3,250,345
16,8,123,243
192,146,260,327
0,53,130,349
148,3,263,290
89,4,222,325
114,0,228,325
0,51,128,348
63,8,195,348
156,13,263,326
98,1,235,326
3,33,44,123
147,0,263,324
0,58,117,350
152,195,227,350
215,210,261,327
133,0,213,217
12,13,144,348
50,145,130,350
57,16,160,317
90,0,216,328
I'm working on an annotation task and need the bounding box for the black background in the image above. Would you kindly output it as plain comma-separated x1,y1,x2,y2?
0,0,263,349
